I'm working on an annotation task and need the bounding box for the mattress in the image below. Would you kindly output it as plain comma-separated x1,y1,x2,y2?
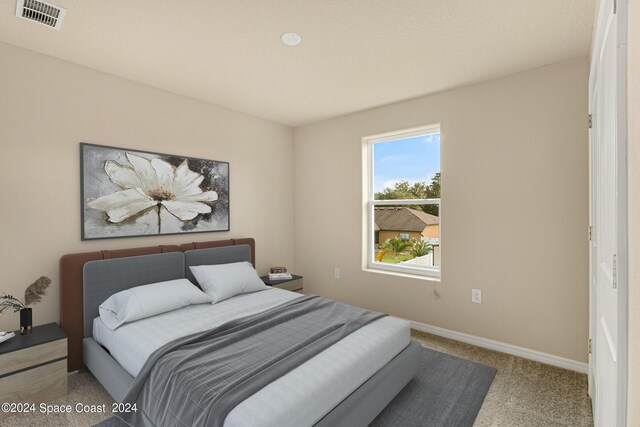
93,288,410,427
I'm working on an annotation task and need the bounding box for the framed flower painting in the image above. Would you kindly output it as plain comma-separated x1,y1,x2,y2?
80,143,229,240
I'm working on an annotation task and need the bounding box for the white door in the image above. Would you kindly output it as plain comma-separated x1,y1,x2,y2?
589,0,627,425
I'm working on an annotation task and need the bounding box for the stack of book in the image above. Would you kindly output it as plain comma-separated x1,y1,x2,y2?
268,266,292,281
0,331,15,344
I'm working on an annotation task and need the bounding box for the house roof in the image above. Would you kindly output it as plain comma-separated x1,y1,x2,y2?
374,207,439,232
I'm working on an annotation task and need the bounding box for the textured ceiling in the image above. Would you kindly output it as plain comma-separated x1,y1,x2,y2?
0,0,596,126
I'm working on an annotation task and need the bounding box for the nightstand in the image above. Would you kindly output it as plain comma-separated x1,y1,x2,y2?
261,274,304,293
0,323,68,418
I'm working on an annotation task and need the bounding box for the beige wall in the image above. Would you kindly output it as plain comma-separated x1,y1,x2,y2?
377,230,423,244
627,0,639,424
0,42,295,332
422,224,439,239
294,57,590,363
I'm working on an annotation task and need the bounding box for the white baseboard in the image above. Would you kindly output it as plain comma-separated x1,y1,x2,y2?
405,318,589,374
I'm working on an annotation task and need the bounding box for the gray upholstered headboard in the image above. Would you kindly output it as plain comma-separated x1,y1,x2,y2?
82,252,185,338
82,244,252,338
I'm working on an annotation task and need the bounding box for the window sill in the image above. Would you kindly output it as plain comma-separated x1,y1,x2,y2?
363,264,441,282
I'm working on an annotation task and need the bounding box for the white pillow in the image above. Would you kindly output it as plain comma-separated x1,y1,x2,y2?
99,279,212,330
189,261,269,304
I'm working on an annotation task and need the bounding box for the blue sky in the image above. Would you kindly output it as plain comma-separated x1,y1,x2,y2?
373,133,440,193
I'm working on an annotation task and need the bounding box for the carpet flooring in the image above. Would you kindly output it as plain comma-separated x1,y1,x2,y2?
0,330,593,427
413,331,593,427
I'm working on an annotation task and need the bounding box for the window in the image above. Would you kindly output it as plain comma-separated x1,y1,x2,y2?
364,125,441,278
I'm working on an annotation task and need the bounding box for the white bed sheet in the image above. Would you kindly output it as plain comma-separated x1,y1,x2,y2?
93,288,410,427
93,288,301,377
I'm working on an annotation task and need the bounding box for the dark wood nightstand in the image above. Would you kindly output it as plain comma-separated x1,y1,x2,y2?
0,323,67,418
261,274,304,293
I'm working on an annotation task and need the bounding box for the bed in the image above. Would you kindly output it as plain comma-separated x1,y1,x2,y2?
59,238,421,427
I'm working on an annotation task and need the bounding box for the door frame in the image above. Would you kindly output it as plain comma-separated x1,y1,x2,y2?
588,0,628,424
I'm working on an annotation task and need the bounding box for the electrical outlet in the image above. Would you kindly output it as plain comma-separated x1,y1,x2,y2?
472,289,482,304
334,268,341,279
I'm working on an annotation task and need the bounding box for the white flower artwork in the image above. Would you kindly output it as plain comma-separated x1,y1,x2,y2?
81,144,229,240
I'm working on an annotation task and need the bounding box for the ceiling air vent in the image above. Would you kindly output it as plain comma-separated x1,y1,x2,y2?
16,0,66,30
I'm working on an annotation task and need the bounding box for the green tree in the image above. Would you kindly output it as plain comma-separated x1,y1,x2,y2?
429,172,440,197
380,237,414,264
374,173,441,216
411,240,433,257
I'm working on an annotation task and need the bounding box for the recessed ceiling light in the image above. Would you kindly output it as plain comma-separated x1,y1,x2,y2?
281,32,302,47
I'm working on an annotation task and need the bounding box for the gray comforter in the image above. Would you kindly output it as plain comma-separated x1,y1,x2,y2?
117,294,386,427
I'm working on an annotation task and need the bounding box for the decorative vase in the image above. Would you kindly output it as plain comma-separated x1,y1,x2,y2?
20,308,32,335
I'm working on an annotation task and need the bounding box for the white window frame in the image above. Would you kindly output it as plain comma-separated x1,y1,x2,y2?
363,124,441,279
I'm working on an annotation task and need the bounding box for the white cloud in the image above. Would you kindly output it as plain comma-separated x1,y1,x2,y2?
380,179,401,190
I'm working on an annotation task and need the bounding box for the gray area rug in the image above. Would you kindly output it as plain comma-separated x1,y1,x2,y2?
94,347,496,427
370,347,496,426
